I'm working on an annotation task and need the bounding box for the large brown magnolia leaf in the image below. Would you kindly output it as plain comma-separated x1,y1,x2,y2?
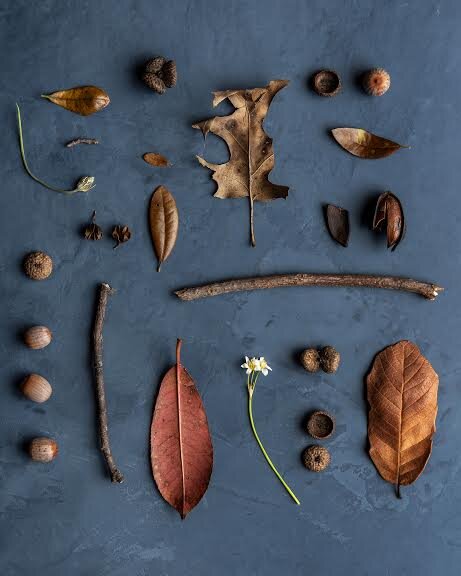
151,340,213,519
367,340,438,498
331,128,407,159
41,86,110,116
193,79,289,246
149,185,179,272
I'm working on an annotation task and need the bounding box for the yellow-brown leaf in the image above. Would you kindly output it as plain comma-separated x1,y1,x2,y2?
149,185,179,272
143,153,171,167
367,340,438,497
41,86,110,116
331,128,407,159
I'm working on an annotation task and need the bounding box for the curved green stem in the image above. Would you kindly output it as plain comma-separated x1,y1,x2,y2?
16,103,93,195
248,386,300,505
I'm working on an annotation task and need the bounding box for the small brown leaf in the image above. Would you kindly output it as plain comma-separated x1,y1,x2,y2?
41,86,110,116
367,340,438,498
151,339,213,519
143,153,171,167
372,192,405,250
331,128,407,159
149,185,179,271
325,204,349,247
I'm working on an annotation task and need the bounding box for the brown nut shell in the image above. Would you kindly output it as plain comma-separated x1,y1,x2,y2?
21,374,52,403
312,70,341,97
320,346,340,373
300,348,320,372
23,251,53,280
306,410,335,439
303,445,331,472
23,326,52,350
29,437,58,462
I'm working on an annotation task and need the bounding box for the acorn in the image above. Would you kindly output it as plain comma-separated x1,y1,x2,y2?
23,326,52,350
306,410,335,440
21,374,52,403
300,348,320,373
312,69,341,97
302,445,331,472
29,437,58,462
23,251,53,280
319,346,340,374
362,68,391,96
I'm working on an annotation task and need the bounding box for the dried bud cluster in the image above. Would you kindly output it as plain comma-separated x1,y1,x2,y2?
83,211,103,241
142,57,177,94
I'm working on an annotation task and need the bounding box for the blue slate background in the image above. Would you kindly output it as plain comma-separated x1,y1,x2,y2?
1,1,460,574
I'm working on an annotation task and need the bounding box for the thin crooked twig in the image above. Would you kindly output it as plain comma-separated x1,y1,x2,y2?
175,273,443,302
66,138,99,148
92,283,124,483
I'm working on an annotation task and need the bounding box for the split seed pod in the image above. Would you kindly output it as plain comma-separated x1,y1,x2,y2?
325,205,349,247
21,374,52,403
29,437,58,462
372,192,405,250
23,325,52,349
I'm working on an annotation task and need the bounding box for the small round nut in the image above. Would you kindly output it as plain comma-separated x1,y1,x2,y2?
362,68,391,96
23,326,52,350
303,445,331,472
320,346,340,373
29,437,58,462
306,410,335,439
21,374,52,403
23,251,53,280
300,348,320,373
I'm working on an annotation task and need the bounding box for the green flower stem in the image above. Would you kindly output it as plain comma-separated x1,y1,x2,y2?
247,376,300,505
16,103,94,195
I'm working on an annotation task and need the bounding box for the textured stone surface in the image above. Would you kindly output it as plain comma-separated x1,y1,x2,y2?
1,1,460,574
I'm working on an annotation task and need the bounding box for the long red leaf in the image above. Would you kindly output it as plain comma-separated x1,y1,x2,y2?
150,339,213,518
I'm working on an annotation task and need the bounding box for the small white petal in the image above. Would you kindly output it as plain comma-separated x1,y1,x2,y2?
262,368,268,376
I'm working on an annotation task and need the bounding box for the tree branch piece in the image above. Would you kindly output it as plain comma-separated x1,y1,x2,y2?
175,274,443,302
92,283,124,483
66,138,99,148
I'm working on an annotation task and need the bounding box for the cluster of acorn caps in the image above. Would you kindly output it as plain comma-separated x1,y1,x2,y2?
300,346,340,472
22,251,58,463
312,67,391,97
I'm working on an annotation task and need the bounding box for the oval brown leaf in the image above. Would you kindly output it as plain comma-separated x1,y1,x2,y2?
331,128,407,159
325,204,349,247
143,153,171,167
367,340,438,498
41,86,110,116
149,185,179,271
372,192,405,251
151,340,213,519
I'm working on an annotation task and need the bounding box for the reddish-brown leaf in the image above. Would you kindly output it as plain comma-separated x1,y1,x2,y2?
150,339,213,518
143,153,171,167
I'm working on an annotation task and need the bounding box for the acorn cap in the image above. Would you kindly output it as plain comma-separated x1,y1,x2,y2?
23,251,53,280
362,68,391,96
303,445,331,472
306,410,335,439
312,70,341,97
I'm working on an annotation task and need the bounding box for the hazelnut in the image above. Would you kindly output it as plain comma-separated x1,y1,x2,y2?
23,326,52,350
303,445,331,472
23,251,53,280
319,346,340,374
21,374,52,403
300,348,320,373
29,437,58,462
362,68,391,96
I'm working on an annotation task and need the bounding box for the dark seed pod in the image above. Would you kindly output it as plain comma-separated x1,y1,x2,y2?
300,349,320,373
325,204,349,247
112,225,131,248
83,211,103,240
142,57,177,94
319,346,340,373
303,445,331,472
372,192,405,251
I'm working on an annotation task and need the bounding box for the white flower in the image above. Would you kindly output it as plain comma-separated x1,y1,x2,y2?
258,357,272,376
241,356,260,374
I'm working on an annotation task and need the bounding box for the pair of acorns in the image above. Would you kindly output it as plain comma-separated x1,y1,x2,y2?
312,67,391,98
22,326,58,463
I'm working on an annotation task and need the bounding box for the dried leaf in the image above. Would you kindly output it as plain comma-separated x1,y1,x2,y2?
149,185,179,271
367,340,438,498
143,153,171,167
193,80,289,246
325,204,349,247
151,340,213,519
331,128,407,159
372,192,405,250
41,86,110,116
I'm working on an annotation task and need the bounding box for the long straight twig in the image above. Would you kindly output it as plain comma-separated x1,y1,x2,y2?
92,283,124,483
175,273,443,302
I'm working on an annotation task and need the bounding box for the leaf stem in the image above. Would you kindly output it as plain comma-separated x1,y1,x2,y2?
249,194,256,247
247,375,300,505
16,103,91,195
